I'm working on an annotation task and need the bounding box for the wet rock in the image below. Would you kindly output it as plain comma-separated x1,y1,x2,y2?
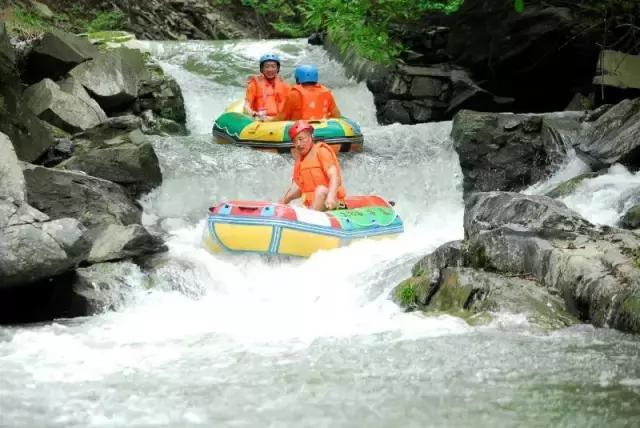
464,192,593,239
72,261,148,315
0,199,90,287
577,98,640,169
22,164,142,242
135,61,187,132
621,204,640,229
399,191,640,333
545,173,598,199
21,29,98,84
451,110,581,195
88,224,166,264
0,23,53,162
57,129,162,198
38,138,75,167
0,132,26,201
23,78,107,133
69,47,148,114
307,32,325,45
379,100,412,124
565,93,593,111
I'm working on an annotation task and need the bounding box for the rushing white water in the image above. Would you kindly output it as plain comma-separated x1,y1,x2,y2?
2,39,640,427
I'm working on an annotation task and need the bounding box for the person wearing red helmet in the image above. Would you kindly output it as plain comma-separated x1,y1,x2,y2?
279,120,346,211
244,53,290,120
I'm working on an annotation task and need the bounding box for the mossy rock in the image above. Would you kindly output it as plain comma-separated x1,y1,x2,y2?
545,173,598,199
392,274,430,310
622,204,640,229
615,295,640,333
86,31,135,45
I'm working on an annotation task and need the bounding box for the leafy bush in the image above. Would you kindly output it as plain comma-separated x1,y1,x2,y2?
85,10,125,33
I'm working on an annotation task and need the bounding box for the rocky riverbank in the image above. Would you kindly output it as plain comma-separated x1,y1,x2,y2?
392,97,640,333
321,0,640,125
0,25,186,323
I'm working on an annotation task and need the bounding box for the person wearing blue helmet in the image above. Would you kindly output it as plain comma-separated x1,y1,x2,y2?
273,64,341,121
244,53,290,120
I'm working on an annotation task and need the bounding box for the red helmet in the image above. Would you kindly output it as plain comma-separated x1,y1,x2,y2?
288,120,314,140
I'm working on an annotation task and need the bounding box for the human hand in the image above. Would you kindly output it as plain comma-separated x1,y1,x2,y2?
325,195,337,210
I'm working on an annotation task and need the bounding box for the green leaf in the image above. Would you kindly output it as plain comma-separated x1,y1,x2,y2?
515,0,524,12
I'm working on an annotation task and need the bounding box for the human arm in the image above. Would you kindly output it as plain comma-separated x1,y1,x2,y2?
279,182,301,204
243,79,257,116
324,165,340,209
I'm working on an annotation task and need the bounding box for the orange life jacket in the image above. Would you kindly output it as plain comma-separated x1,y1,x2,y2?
248,75,289,116
293,143,346,207
291,83,335,120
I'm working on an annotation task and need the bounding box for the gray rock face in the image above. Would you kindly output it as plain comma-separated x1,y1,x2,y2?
23,78,107,133
0,199,90,287
72,261,146,315
22,164,142,241
622,204,640,229
451,110,583,195
577,98,640,169
69,47,148,113
464,192,593,238
22,29,98,84
0,132,26,201
57,129,162,198
136,62,187,130
88,224,166,263
397,191,640,333
0,23,53,162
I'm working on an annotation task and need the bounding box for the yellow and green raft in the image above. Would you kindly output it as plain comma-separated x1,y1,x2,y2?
212,101,364,153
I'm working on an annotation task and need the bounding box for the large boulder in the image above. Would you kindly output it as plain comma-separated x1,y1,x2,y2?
0,199,90,287
0,23,53,162
397,191,640,333
136,61,187,130
69,47,148,114
22,164,165,262
57,129,162,198
21,29,99,84
88,224,166,263
0,132,26,201
22,164,142,241
463,192,593,239
23,78,107,133
71,261,147,315
577,98,640,169
451,110,584,195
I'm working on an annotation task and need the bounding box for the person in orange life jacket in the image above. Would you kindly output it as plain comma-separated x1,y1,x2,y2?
244,53,290,120
271,64,341,122
279,120,346,211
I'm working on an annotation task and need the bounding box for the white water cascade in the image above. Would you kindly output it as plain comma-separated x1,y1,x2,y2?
1,39,639,427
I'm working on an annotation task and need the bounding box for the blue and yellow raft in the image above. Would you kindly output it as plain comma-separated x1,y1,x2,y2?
212,101,364,153
202,196,403,257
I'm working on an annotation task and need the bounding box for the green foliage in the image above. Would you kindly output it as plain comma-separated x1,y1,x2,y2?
4,7,46,36
396,281,417,308
211,0,463,63
85,10,124,33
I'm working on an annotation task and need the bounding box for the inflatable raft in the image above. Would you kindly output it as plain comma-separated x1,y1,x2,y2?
202,195,402,257
212,101,364,153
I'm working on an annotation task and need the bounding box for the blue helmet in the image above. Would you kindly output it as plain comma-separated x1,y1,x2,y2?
259,53,280,71
295,64,318,84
